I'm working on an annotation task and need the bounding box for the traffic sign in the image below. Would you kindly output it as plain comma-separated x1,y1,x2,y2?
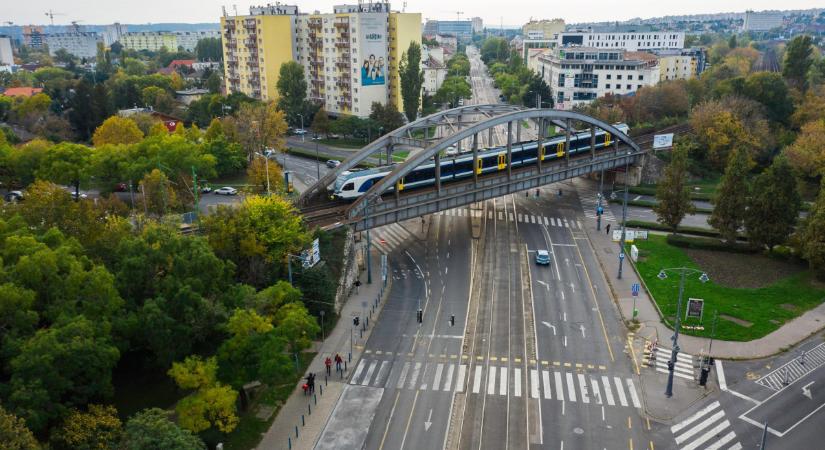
619,252,625,260
631,283,640,297
596,206,604,215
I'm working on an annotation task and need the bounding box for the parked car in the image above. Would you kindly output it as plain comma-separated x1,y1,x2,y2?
535,250,551,265
70,191,88,200
294,128,308,135
200,184,213,194
445,146,458,157
4,190,23,202
114,182,128,192
326,159,341,168
214,186,238,195
458,98,465,107
311,134,322,140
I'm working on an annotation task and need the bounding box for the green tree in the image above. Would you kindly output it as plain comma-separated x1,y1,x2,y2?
235,101,288,162
194,37,222,62
742,72,794,124
206,71,222,94
745,157,801,251
122,58,146,76
142,86,175,113
7,316,120,433
653,143,695,231
728,35,737,49
202,136,245,177
91,116,144,147
168,356,239,434
138,169,180,215
50,404,122,450
0,405,40,450
119,408,205,450
310,107,331,137
709,146,751,244
785,119,825,179
276,61,308,127
369,102,405,134
435,76,472,108
273,302,320,357
37,142,92,199
783,35,813,90
522,73,553,107
399,41,424,122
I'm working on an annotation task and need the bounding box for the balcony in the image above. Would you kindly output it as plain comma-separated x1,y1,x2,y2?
243,38,257,46
336,79,351,88
333,20,349,29
308,20,322,29
335,40,349,48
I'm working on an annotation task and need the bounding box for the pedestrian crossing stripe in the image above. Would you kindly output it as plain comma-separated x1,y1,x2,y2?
670,401,742,450
438,208,582,229
647,347,697,380
348,359,641,409
755,341,825,391
361,353,607,371
371,223,415,255
575,179,617,223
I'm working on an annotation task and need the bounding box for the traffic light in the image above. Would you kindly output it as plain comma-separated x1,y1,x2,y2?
667,360,674,372
449,315,455,327
416,309,423,324
353,316,360,327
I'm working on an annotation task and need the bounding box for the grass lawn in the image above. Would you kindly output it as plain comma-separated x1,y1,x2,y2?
318,137,366,149
629,177,721,201
216,352,317,450
632,234,825,341
211,171,251,187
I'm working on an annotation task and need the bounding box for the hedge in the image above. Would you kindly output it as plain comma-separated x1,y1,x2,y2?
665,233,757,254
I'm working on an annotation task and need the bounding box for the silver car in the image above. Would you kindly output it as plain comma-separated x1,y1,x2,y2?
214,186,238,195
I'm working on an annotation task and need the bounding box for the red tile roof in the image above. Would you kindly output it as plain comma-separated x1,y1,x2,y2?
168,59,195,68
2,87,44,97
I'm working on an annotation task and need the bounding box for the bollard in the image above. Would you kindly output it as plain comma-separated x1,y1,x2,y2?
325,375,328,386
347,353,351,363
308,403,311,415
295,426,299,438
302,414,305,426
289,437,292,449
321,384,324,395
360,329,363,339
314,394,317,405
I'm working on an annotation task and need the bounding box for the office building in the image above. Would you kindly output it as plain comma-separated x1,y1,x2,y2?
45,32,102,59
221,2,420,117
522,19,565,40
0,36,13,66
557,26,684,51
424,19,479,38
743,10,784,31
655,48,706,81
530,47,660,110
22,25,45,49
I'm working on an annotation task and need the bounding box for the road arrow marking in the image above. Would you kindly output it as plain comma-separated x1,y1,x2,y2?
425,409,433,431
580,325,586,339
803,382,814,399
542,321,557,335
537,280,550,290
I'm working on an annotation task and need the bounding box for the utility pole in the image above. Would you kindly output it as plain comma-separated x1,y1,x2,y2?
597,169,604,231
617,152,630,279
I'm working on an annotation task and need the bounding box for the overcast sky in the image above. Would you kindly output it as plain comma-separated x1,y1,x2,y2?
8,0,823,26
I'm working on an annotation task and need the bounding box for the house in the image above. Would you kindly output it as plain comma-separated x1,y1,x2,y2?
175,88,210,105
118,107,184,132
159,59,196,75
1,87,44,97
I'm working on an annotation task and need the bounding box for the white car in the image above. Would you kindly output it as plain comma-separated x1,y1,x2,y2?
294,128,308,135
326,159,341,168
214,187,238,195
445,146,458,157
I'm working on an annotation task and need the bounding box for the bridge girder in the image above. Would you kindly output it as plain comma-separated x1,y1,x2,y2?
346,109,640,220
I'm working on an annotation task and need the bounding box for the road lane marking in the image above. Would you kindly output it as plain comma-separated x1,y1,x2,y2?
671,401,720,434
472,366,482,393
569,228,615,362
704,431,737,450
456,364,467,392
543,370,552,399
488,366,497,395
500,367,508,396
443,364,454,391
578,374,590,403
374,361,390,387
602,376,615,405
675,411,725,445
555,372,564,401
614,377,628,406
566,372,577,402
378,390,401,450
361,360,379,386
352,360,367,384
590,377,602,404
530,369,540,399
514,368,522,397
681,419,730,450
397,362,410,389
408,362,421,390
626,379,641,408
420,363,431,390
433,363,444,391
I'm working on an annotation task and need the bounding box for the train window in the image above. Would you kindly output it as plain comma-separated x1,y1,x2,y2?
343,182,354,191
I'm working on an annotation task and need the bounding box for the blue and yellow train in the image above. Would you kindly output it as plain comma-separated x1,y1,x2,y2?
332,124,629,200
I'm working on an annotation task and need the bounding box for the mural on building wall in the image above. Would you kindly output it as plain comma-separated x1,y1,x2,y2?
360,16,386,86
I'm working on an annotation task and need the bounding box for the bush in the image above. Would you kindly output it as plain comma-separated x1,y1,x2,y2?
625,220,723,238
665,233,757,253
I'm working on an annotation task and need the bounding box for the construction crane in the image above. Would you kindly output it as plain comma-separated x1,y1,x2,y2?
70,20,83,32
45,10,65,26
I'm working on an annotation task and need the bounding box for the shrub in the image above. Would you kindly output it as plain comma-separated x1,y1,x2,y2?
665,233,756,253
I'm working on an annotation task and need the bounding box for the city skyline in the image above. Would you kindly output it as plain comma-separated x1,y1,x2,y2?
7,0,824,27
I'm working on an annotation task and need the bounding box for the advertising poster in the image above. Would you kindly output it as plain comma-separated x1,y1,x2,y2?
360,15,386,86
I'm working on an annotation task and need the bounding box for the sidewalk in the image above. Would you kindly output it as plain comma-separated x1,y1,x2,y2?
256,245,392,450
576,179,825,360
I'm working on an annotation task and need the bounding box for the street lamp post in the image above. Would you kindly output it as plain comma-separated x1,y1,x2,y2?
286,253,303,285
658,267,710,398
314,136,321,179
617,151,631,279
597,169,604,231
298,114,304,142
254,152,271,195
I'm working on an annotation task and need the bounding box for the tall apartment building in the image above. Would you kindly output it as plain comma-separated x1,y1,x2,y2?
121,32,179,51
655,48,706,81
221,2,420,117
174,31,222,52
743,10,784,31
0,36,13,66
522,19,565,40
423,19,478,38
557,26,684,51
22,26,45,49
531,47,660,110
45,32,102,58
104,23,126,47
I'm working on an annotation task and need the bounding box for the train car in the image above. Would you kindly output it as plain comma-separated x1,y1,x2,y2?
332,123,629,200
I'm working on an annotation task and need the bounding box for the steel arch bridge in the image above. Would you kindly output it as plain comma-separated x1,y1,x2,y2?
300,106,644,232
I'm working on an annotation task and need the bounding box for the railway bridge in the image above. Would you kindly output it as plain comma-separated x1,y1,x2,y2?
299,105,654,231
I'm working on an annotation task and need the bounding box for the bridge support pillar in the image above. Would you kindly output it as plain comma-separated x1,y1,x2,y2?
565,119,571,167
590,126,596,161
537,119,544,174
472,133,479,202
506,121,513,181
488,127,493,146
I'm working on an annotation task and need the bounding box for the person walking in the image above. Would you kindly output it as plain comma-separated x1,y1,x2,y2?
335,354,343,373
325,356,332,376
606,223,611,235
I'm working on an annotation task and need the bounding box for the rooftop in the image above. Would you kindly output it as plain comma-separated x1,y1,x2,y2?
2,87,44,97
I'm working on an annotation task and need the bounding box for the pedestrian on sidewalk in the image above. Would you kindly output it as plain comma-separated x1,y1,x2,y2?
606,223,611,235
302,382,309,396
325,356,332,376
309,373,316,394
335,353,342,372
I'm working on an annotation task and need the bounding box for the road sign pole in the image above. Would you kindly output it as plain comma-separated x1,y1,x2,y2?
666,269,686,398
760,421,769,450
617,153,630,280
597,169,604,231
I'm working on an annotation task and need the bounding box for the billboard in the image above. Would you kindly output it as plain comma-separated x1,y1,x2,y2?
653,133,674,149
360,15,386,87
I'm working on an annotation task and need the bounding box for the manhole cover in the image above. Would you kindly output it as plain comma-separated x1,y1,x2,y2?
573,427,584,435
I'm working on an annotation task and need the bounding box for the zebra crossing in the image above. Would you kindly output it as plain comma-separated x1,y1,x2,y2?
371,223,416,255
646,347,697,381
434,207,583,229
670,401,742,450
348,358,641,408
575,182,617,223
756,341,825,391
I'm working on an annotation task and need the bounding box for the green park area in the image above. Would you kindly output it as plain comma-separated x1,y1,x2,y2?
631,235,825,342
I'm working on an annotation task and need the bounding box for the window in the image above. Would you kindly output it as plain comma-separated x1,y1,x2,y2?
638,75,644,80
617,74,622,80
626,84,631,90
605,83,611,89
637,84,642,89
606,74,611,80
558,74,565,87
627,75,633,80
